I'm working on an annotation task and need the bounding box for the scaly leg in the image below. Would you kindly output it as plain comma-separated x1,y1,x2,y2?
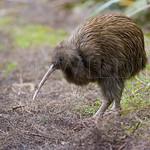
111,101,121,111
93,77,124,120
93,98,112,118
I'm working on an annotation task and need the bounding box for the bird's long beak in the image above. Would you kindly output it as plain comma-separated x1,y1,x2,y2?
33,64,55,100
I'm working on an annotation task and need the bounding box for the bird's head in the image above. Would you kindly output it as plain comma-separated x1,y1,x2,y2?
33,41,82,100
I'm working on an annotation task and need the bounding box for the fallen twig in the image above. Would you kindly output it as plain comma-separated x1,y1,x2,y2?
12,105,25,111
23,131,52,140
131,122,141,134
118,142,128,150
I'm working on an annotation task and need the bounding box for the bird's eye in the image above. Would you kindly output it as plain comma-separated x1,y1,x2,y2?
59,57,63,63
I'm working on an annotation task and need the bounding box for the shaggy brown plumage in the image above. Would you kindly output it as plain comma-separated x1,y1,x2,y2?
34,14,147,120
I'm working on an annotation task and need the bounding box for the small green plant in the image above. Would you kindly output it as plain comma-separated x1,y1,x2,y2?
40,116,49,124
4,62,17,77
76,100,101,116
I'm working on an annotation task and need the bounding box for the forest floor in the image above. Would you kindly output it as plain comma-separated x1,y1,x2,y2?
0,0,150,150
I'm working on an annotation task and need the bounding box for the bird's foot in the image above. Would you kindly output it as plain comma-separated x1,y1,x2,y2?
105,109,121,116
92,109,121,125
92,113,104,125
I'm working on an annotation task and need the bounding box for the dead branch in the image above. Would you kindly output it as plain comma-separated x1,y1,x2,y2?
12,105,25,111
131,122,141,134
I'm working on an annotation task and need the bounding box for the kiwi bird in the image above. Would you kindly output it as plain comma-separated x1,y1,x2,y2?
33,14,147,120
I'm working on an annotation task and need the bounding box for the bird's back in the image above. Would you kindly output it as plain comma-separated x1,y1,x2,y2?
69,14,147,78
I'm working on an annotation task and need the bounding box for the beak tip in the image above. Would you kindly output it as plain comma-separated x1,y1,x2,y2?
32,90,38,100
32,96,35,101
32,64,55,101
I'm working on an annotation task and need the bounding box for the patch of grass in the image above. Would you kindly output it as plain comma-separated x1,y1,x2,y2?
146,64,150,71
75,100,100,116
121,64,150,114
0,16,13,27
121,75,150,115
122,121,142,135
13,25,68,48
4,62,17,77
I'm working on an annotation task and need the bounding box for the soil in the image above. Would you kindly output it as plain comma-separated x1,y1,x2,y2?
0,0,150,150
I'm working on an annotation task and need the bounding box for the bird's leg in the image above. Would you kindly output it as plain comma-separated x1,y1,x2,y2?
94,77,124,121
110,100,122,116
111,100,121,111
93,98,112,119
110,80,124,115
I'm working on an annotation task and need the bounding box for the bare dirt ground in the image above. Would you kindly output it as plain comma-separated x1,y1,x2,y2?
0,1,150,150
